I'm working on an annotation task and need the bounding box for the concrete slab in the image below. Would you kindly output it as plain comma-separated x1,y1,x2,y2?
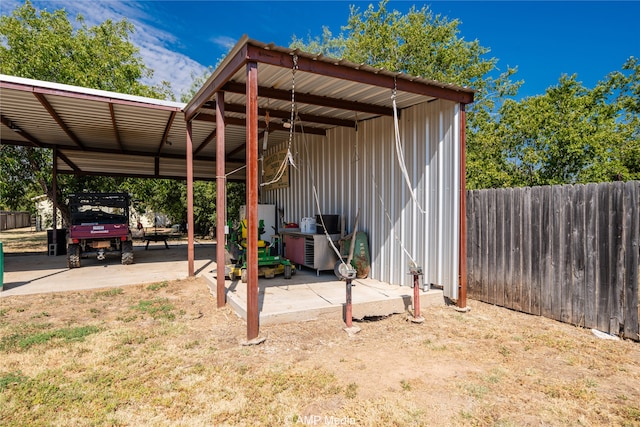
1,241,216,297
203,267,444,325
3,240,445,326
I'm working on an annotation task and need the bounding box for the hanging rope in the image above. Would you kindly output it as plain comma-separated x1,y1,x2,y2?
391,79,427,214
260,55,298,188
370,170,419,269
352,112,360,163
262,110,270,152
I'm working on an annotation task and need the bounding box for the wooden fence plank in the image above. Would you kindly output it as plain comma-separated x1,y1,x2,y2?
521,187,532,313
540,185,554,319
560,185,574,324
488,189,497,305
480,189,489,302
584,183,598,329
623,181,639,340
597,184,611,333
504,188,514,309
466,191,477,296
513,188,523,312
530,186,542,316
551,185,565,321
611,182,625,334
495,188,506,307
572,184,586,327
473,189,483,300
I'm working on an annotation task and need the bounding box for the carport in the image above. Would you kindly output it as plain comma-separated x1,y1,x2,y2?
1,36,474,341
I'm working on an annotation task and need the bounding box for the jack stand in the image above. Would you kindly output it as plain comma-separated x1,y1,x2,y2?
343,277,361,335
409,266,425,324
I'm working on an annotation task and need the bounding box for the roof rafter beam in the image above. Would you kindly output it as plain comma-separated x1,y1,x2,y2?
33,92,86,150
1,115,44,148
203,101,357,128
194,111,326,136
157,110,177,156
55,169,240,182
246,43,474,104
56,150,82,172
194,129,216,156
108,103,125,152
4,138,218,162
226,142,246,159
222,81,393,117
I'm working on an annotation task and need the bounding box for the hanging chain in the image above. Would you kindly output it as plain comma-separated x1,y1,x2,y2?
261,55,298,188
288,54,298,145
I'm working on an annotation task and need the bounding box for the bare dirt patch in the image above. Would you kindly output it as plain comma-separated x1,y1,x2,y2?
1,227,49,253
1,276,639,426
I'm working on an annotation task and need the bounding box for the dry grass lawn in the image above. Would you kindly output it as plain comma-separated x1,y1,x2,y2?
1,227,639,425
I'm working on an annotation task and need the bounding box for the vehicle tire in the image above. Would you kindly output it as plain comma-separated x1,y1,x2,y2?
229,269,236,281
284,264,292,279
241,269,248,283
67,244,81,268
121,241,134,265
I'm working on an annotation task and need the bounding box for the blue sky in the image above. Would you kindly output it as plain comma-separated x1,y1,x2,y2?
2,1,638,100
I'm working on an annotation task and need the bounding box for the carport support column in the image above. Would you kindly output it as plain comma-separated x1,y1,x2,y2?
458,104,467,308
215,91,226,307
246,61,260,341
52,147,58,250
186,120,195,276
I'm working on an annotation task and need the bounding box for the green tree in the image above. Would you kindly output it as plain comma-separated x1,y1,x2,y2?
496,58,639,186
0,1,172,221
291,0,522,189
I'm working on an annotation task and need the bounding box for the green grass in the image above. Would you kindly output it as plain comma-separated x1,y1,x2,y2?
93,288,124,298
147,281,169,291
0,371,28,391
0,324,101,352
131,298,176,320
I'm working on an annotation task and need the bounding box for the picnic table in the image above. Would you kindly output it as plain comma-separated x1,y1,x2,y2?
144,233,170,250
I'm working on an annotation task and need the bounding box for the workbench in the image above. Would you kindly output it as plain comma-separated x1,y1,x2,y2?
281,230,341,275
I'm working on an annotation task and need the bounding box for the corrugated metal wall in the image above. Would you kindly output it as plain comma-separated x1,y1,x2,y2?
263,99,460,298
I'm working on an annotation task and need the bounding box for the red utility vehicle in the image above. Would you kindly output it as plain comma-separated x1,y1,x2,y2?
66,193,134,268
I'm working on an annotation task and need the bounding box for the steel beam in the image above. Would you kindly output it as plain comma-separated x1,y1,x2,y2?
222,81,393,117
34,93,86,150
458,104,468,308
245,43,475,105
186,120,195,277
246,61,260,341
216,92,227,308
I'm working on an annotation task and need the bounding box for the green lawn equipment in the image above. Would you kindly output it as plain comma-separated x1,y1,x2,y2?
226,218,295,282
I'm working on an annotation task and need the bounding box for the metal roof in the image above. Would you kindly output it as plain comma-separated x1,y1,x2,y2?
1,36,474,181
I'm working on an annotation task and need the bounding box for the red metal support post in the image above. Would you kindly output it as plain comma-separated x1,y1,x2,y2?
458,103,468,308
52,147,58,252
246,61,260,341
409,267,425,323
413,273,421,318
345,279,353,328
186,120,195,276
215,92,226,308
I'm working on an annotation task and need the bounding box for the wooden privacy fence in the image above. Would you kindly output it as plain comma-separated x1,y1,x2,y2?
466,181,639,341
0,211,32,231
